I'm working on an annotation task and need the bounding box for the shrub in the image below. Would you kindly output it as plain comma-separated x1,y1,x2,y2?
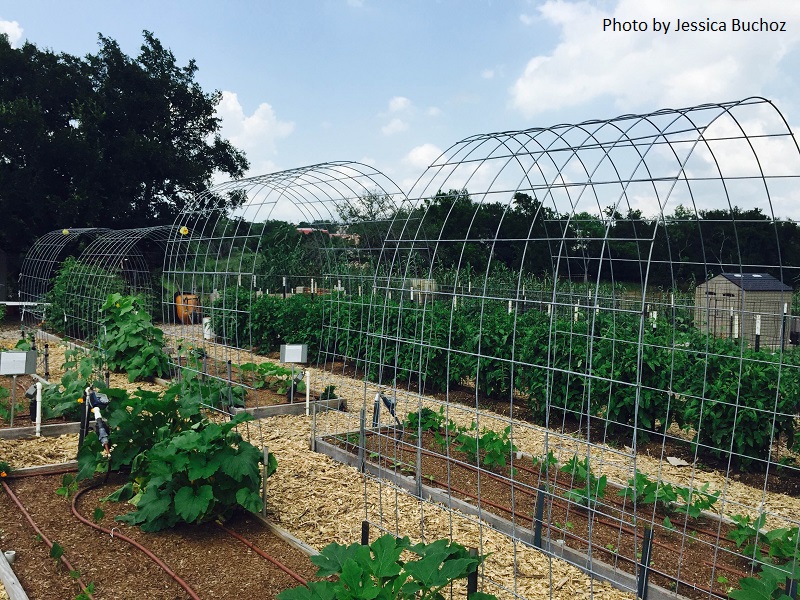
114,412,270,531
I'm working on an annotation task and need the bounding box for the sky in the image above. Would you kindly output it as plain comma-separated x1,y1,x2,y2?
3,0,800,220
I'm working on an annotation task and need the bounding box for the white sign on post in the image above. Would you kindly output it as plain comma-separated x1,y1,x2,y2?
0,351,37,375
280,344,308,364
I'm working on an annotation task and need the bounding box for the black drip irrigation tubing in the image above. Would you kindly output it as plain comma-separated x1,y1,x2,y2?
1,479,95,600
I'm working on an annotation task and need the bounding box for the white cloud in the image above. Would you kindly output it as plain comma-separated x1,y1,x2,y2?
382,118,409,136
426,107,442,117
0,20,23,47
388,96,411,112
347,0,364,7
405,143,443,170
510,0,800,117
519,14,536,26
215,91,294,176
481,69,495,80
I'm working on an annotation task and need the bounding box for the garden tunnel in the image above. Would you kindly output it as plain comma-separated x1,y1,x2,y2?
18,227,110,324
312,98,800,600
18,225,177,342
161,160,410,388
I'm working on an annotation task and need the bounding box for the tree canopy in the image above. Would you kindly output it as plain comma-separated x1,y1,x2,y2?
0,31,248,280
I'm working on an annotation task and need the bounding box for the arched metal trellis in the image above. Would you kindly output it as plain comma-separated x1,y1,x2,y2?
162,160,409,414
59,225,177,340
18,227,111,325
314,98,800,600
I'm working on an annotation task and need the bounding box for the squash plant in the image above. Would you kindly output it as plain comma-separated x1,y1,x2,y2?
98,293,170,382
277,533,497,600
114,412,270,531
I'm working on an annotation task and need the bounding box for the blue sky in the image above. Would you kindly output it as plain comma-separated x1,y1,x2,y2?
3,1,800,218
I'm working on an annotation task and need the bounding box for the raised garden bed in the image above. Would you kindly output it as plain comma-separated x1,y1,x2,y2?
318,425,795,600
0,469,322,600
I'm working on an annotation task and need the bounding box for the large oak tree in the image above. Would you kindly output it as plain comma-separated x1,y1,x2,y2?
0,31,248,281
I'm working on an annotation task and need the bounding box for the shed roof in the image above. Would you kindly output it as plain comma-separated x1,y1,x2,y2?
714,272,792,291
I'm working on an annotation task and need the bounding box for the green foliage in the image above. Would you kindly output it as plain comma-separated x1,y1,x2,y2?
452,423,517,471
41,348,104,421
44,258,127,339
239,361,303,395
673,482,720,519
277,533,496,600
55,473,78,499
99,293,170,381
115,412,268,531
404,407,445,439
730,561,800,600
0,460,11,477
619,472,677,508
77,386,203,479
560,456,608,508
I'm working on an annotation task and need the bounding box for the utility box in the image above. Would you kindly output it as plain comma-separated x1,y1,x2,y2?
0,350,37,375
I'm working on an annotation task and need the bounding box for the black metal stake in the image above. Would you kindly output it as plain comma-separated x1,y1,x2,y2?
637,527,654,600
44,344,50,380
227,359,233,418
533,484,546,549
361,521,369,546
786,579,797,600
105,371,110,388
176,345,182,382
467,548,478,598
372,393,381,428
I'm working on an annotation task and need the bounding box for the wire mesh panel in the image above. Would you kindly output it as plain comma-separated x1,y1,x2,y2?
162,161,409,419
18,227,110,325
57,226,176,341
313,98,800,599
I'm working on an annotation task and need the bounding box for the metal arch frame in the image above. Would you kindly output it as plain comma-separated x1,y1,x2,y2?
347,97,800,598
18,228,111,315
59,225,178,341
163,160,410,390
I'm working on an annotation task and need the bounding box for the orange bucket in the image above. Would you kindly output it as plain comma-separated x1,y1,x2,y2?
175,293,200,324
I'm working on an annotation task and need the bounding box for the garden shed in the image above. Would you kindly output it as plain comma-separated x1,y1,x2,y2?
694,272,792,348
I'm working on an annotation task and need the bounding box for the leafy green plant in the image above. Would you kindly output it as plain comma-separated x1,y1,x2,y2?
74,583,96,600
276,533,497,600
729,561,800,600
0,460,11,478
404,407,445,439
98,293,170,382
320,385,338,400
44,257,127,339
480,427,517,470
114,412,269,531
619,472,677,508
41,348,104,421
728,514,767,557
561,455,607,508
673,482,719,519
77,386,204,479
240,361,302,395
50,541,64,566
55,473,78,499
